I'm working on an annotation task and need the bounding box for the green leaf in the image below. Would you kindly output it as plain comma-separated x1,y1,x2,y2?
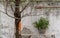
33,17,49,29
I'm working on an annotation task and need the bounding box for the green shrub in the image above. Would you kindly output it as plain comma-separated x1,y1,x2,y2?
33,17,49,30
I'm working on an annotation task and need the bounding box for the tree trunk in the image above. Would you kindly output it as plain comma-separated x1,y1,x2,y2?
14,0,22,38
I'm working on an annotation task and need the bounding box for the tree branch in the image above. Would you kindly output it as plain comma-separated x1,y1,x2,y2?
10,5,15,12
20,2,30,13
1,0,42,19
0,10,21,19
2,0,20,19
21,13,44,18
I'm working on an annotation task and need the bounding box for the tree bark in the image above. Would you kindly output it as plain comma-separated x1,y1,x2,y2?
14,0,22,38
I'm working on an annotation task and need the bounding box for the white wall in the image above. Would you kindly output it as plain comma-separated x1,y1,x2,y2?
22,2,60,38
0,3,15,38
